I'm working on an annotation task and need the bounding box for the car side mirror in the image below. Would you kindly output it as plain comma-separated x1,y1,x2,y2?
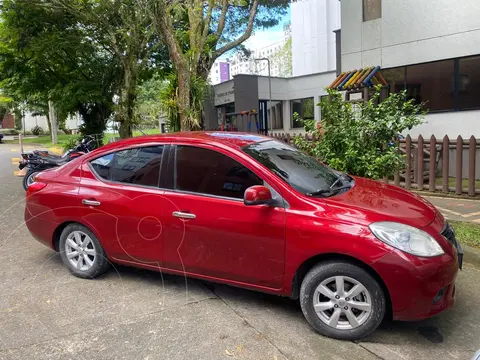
244,185,272,206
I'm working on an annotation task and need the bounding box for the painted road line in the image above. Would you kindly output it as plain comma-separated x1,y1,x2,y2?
14,169,26,177
11,157,20,165
462,211,480,218
435,206,464,217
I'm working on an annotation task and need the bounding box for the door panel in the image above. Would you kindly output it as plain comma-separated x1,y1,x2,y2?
78,146,165,265
162,191,285,288
161,144,286,289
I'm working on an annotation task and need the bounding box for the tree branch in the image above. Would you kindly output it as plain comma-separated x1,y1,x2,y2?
199,0,214,54
214,0,259,59
215,0,229,39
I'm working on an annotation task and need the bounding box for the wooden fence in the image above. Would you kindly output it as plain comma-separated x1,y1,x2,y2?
270,133,480,196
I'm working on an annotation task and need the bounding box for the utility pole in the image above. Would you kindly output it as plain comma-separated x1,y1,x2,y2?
48,101,58,145
254,58,272,135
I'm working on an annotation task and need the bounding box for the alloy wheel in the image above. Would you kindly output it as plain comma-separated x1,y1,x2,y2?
64,231,97,271
313,276,372,330
26,172,38,187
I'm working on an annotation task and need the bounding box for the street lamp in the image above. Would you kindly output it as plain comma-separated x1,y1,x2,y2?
254,58,272,135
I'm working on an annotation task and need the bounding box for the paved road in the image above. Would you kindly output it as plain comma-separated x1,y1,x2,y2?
425,196,480,224
1,143,479,360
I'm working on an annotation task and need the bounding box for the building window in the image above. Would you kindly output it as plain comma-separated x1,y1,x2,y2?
405,59,454,112
458,56,480,110
380,55,480,113
363,0,381,21
269,101,283,130
291,98,314,128
382,67,406,94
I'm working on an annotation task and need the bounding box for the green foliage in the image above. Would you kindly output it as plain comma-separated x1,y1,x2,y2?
31,125,44,136
135,73,165,128
0,128,19,135
159,72,210,132
294,87,426,179
61,135,80,152
273,36,292,77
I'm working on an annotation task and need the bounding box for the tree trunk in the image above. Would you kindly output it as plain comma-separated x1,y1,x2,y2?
48,101,58,145
177,66,191,131
78,104,110,147
117,64,137,138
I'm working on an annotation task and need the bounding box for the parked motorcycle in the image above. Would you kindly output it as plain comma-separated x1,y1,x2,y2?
19,136,95,190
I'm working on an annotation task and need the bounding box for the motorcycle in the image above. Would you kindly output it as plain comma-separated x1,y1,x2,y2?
19,136,95,190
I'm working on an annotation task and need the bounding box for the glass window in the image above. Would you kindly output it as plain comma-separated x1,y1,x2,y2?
382,67,405,94
269,100,283,130
363,0,381,21
175,146,263,199
405,60,454,112
458,56,480,110
291,97,314,128
90,146,164,187
242,140,342,195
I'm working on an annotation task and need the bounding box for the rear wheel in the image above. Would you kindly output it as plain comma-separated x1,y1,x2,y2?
23,169,40,191
299,261,385,340
59,223,109,278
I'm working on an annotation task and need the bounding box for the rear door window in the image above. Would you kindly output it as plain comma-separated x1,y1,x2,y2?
174,145,263,199
90,146,164,187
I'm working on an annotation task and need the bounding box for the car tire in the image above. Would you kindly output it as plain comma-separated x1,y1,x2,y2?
299,261,385,341
23,169,40,191
59,223,109,279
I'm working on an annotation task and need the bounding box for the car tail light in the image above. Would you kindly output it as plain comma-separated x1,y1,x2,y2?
26,182,47,196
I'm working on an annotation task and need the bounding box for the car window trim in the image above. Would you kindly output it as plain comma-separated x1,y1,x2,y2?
164,188,244,203
87,143,166,190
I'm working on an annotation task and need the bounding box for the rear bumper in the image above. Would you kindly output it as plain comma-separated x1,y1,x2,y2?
24,203,58,250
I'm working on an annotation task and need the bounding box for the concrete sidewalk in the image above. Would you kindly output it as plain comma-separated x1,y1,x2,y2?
423,195,480,223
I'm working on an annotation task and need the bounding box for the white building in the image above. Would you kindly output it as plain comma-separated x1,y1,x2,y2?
340,0,480,138
291,0,340,76
22,112,83,133
208,60,231,85
209,23,292,84
228,40,288,79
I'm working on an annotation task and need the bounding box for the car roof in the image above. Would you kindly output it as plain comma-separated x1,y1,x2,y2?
100,131,271,152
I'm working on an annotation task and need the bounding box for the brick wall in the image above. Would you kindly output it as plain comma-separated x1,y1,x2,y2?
1,113,14,129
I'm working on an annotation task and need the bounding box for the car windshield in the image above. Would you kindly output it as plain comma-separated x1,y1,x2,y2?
242,140,352,196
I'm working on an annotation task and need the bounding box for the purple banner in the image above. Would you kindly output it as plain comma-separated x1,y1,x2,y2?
219,62,230,83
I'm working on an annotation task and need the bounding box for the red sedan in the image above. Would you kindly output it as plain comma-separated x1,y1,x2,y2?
25,132,462,340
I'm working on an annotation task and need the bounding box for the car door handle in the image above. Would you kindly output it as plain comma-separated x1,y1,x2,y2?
172,211,196,219
82,199,101,206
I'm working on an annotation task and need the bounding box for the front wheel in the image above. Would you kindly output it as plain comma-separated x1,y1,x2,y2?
23,169,40,191
300,261,386,340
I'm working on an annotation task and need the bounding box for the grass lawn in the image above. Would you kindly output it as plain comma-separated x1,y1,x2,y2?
5,134,72,148
450,220,480,249
6,129,161,148
435,177,480,189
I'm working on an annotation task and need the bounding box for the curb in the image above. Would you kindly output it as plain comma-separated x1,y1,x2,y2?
47,146,63,155
464,244,480,269
413,190,480,201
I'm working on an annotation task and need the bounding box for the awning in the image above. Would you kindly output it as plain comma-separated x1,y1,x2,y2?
328,66,387,90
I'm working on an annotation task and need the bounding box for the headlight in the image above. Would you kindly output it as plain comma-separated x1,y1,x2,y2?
369,222,444,257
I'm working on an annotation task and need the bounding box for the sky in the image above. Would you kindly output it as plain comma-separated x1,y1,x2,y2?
221,7,291,59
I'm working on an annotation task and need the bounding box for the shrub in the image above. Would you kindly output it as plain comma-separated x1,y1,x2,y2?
31,125,44,136
294,87,426,179
61,135,80,152
0,128,19,135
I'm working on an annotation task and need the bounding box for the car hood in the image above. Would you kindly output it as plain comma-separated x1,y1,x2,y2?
322,177,437,228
